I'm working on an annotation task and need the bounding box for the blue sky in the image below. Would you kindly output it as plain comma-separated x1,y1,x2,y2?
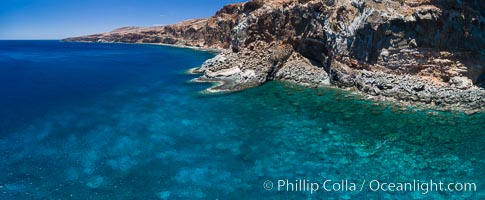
0,0,244,39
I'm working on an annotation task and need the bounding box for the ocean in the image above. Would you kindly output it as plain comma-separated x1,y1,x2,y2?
0,40,483,199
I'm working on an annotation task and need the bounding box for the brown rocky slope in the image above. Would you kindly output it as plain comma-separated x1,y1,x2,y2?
64,0,485,113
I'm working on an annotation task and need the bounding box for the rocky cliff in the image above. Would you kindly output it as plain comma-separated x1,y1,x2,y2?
64,0,485,113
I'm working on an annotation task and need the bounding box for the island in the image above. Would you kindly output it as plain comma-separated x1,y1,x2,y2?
64,0,485,113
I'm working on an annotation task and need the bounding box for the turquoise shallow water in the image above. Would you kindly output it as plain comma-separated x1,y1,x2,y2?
0,41,484,199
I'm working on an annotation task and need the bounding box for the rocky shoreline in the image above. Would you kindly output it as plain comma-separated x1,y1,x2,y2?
188,48,484,114
64,0,485,113
331,67,485,114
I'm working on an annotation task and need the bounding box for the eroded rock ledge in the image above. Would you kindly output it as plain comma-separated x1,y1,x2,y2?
65,0,485,113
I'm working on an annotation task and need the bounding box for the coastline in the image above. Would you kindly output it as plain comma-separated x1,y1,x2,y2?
64,40,484,115
148,43,222,53
61,40,222,53
186,50,485,114
191,64,484,115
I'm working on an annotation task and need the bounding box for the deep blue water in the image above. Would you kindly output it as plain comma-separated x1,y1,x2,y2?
0,41,484,199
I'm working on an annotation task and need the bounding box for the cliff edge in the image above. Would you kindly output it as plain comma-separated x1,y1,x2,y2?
64,0,485,113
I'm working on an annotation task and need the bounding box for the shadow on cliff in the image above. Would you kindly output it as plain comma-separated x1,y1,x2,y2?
431,0,485,16
351,12,483,62
345,2,484,86
293,38,331,71
473,58,485,88
477,75,485,88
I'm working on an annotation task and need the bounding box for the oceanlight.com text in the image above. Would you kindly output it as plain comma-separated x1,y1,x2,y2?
263,179,477,195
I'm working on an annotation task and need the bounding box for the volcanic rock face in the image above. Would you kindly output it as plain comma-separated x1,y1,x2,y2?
65,0,485,112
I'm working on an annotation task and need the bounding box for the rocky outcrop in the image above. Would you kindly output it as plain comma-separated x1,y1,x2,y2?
64,0,485,112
